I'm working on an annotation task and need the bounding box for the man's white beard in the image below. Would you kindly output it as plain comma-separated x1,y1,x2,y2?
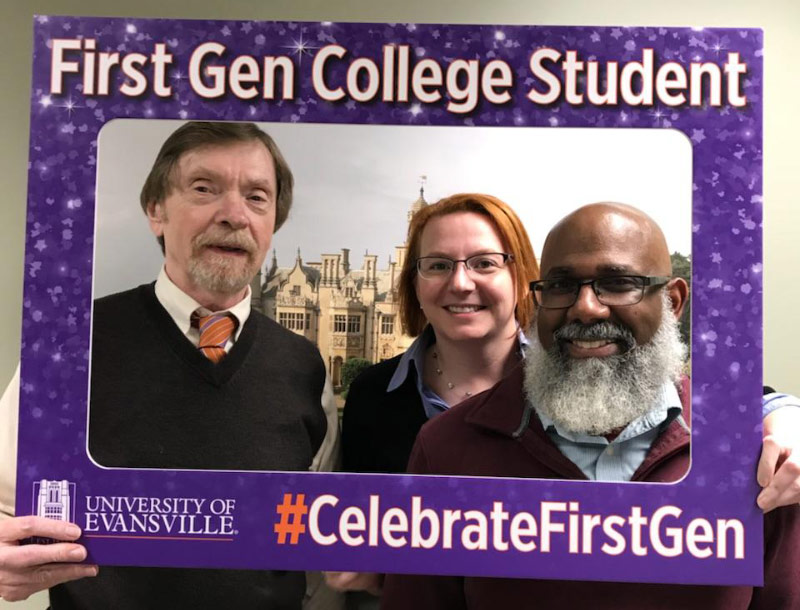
187,227,258,296
523,292,687,436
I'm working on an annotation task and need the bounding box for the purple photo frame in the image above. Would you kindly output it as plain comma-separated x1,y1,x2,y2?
18,16,763,585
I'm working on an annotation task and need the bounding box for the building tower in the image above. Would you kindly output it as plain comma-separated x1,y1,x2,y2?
407,176,429,224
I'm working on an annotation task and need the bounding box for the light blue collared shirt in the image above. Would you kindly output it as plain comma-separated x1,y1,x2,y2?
535,388,797,482
535,383,685,482
763,392,800,416
386,326,529,420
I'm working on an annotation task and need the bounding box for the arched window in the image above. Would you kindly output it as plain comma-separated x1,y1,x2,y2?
332,356,344,387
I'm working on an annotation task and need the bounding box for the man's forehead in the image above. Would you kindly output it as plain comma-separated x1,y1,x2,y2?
173,140,274,178
541,223,649,272
543,260,642,278
541,204,668,275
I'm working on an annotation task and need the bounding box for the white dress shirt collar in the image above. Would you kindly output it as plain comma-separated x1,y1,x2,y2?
153,266,251,346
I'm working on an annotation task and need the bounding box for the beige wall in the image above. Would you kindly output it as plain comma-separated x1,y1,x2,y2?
1,3,798,605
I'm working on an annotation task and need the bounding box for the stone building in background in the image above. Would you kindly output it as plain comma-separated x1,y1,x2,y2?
254,188,428,389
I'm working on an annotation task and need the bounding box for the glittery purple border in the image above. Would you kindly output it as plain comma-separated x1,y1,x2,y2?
18,17,763,585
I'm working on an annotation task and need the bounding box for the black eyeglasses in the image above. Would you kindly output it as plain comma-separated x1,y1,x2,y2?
529,275,671,309
416,253,513,280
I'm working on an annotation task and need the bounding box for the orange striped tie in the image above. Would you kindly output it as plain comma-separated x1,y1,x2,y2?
195,313,237,363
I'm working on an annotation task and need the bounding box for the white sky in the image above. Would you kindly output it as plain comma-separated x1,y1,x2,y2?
95,120,691,297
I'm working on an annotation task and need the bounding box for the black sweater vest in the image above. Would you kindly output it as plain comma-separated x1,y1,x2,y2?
52,284,327,609
88,283,327,470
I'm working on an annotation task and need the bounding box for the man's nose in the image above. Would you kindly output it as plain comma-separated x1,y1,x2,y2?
448,261,476,291
566,283,610,324
215,190,249,229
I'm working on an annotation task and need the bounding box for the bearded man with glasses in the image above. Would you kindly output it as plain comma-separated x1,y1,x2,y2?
381,202,800,609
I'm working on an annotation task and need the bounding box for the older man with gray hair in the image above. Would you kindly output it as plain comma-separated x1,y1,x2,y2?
0,122,340,609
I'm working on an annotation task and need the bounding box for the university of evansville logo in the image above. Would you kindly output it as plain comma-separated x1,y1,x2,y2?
29,479,76,544
34,479,75,522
